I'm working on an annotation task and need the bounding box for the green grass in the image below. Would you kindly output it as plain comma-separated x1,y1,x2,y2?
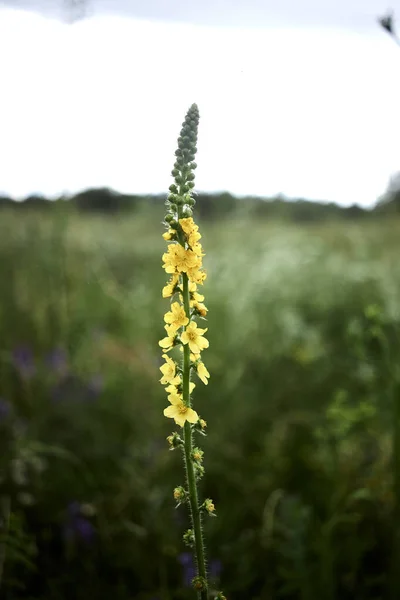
1,207,400,599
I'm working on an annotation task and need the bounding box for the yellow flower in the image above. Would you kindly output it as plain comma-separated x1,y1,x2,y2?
190,285,204,303
164,302,189,331
158,324,178,351
159,354,181,385
193,301,208,317
191,241,204,256
166,382,195,399
197,361,210,385
164,395,199,427
188,230,202,247
204,498,215,513
162,274,180,298
162,244,180,273
162,229,176,241
179,217,199,236
181,286,205,308
162,244,201,274
187,267,207,285
181,321,209,354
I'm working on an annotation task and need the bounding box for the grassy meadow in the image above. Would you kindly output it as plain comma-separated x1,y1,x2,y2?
1,205,400,599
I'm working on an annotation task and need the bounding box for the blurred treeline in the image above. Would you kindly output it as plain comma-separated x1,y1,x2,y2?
1,184,398,221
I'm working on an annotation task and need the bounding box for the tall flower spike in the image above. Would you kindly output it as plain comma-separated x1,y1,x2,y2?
159,105,223,600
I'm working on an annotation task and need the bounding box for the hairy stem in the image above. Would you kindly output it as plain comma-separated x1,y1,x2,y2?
182,271,208,599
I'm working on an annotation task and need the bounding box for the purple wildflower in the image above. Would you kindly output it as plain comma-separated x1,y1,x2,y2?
73,517,95,542
12,345,35,379
46,348,68,376
178,552,193,566
209,558,222,579
64,502,95,544
178,552,196,587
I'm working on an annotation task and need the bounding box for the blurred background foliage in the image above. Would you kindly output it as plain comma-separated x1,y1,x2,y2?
1,192,400,598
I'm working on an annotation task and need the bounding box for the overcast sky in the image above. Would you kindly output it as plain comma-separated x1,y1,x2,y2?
0,0,399,205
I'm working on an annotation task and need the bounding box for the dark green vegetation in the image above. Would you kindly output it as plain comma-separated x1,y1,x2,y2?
1,199,400,599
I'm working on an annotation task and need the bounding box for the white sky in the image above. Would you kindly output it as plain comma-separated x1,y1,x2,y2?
0,6,400,206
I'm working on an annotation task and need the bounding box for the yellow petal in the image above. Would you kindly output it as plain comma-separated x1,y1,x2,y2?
164,405,179,419
168,393,182,405
186,408,199,423
159,337,173,349
174,413,187,427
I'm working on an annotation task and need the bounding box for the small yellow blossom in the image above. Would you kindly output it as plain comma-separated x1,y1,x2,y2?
188,230,202,247
190,286,204,303
158,324,178,352
191,242,205,257
173,486,186,501
166,382,195,400
193,301,208,317
187,267,207,285
162,244,201,274
162,229,177,241
203,498,215,514
181,321,209,354
164,395,199,427
179,217,199,236
164,302,189,331
162,274,180,298
160,354,181,385
197,361,210,385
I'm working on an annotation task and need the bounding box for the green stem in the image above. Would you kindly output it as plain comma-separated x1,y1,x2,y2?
182,272,208,600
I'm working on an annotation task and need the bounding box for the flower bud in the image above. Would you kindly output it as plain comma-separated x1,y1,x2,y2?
167,432,183,450
183,528,195,547
201,498,216,516
191,447,204,463
195,464,205,480
193,418,207,435
192,576,207,592
165,214,174,223
173,486,187,506
171,168,179,177
174,195,184,206
169,184,178,194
